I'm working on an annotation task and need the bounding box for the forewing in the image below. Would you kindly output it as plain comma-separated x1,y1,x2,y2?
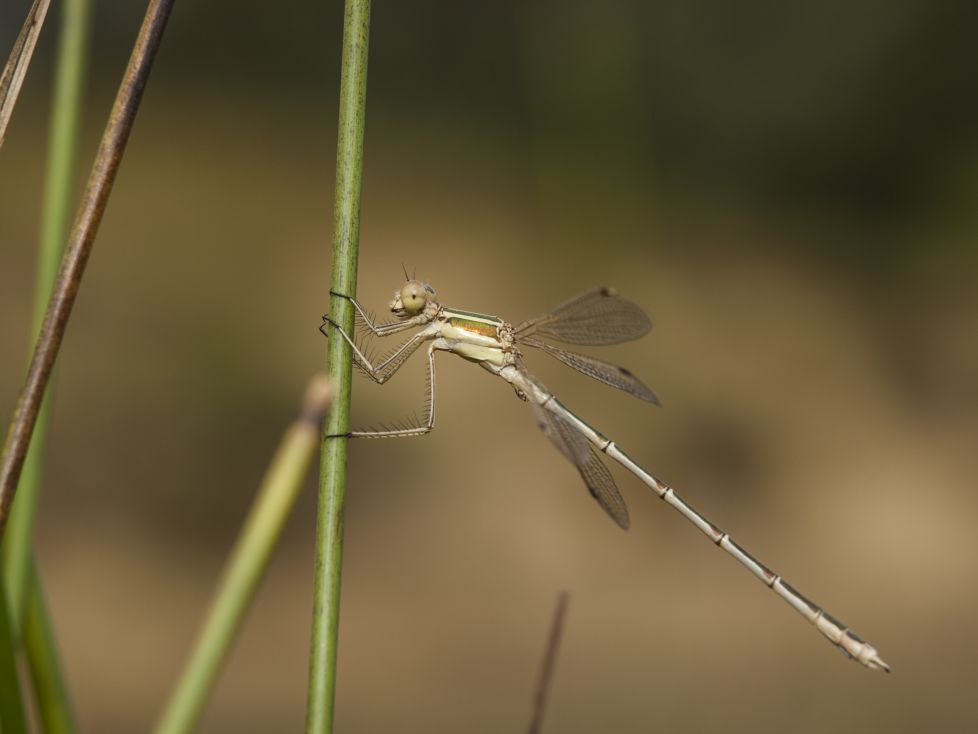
515,287,651,346
521,337,660,404
531,401,630,529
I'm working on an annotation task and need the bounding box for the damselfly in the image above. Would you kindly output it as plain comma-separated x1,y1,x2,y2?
320,279,889,671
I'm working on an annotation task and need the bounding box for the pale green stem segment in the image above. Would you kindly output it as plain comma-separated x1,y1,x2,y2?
306,1,371,731
4,0,93,640
0,570,27,733
152,377,333,734
24,555,76,734
0,2,91,731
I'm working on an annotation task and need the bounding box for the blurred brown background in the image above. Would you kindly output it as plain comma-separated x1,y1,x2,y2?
2,1,978,732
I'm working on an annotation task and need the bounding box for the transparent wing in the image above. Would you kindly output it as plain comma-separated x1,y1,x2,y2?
515,287,651,346
520,336,660,404
531,400,630,529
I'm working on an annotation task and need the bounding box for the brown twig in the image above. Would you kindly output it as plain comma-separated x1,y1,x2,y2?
0,0,177,538
527,591,570,734
0,0,52,149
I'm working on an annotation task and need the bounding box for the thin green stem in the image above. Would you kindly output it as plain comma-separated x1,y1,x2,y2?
4,0,93,638
0,570,27,733
1,2,91,730
0,0,176,536
306,1,371,731
153,377,333,734
24,557,77,734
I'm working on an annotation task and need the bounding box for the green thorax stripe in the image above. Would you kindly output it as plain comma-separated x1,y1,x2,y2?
444,307,502,325
444,307,502,335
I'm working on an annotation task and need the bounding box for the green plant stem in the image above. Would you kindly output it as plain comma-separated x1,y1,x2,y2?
153,377,333,734
0,570,27,734
0,2,91,731
306,1,371,731
24,557,76,734
4,0,93,639
0,0,176,537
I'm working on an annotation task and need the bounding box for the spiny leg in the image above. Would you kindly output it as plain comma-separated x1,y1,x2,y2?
330,344,438,439
318,313,409,372
328,288,420,336
320,310,418,343
321,315,429,384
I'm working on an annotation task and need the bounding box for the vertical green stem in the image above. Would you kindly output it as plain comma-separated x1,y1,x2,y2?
0,1,90,731
0,571,27,733
24,556,76,734
3,0,92,638
305,1,371,732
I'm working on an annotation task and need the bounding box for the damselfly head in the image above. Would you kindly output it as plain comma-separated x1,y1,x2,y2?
390,279,435,317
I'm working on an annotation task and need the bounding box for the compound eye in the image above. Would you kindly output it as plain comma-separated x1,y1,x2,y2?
399,280,428,315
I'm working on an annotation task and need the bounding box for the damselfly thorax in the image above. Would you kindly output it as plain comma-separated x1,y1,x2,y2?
434,308,515,369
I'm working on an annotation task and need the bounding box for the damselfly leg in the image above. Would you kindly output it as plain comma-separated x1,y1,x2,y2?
322,314,437,438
